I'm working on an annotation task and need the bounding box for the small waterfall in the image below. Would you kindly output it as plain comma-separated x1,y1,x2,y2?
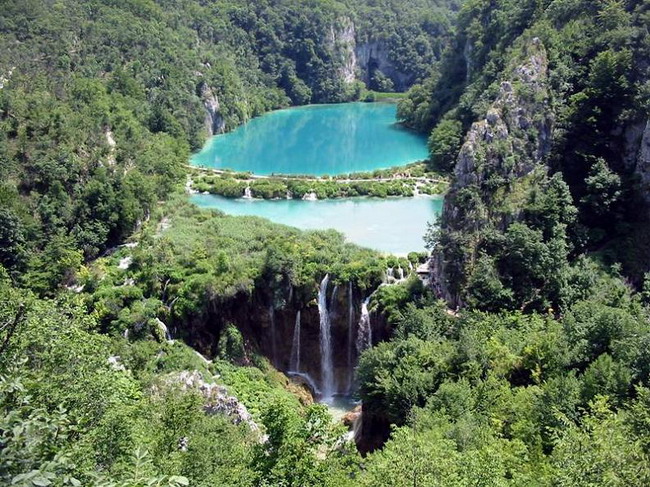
386,267,394,280
290,311,301,372
347,282,354,392
330,284,339,319
243,186,253,199
318,274,335,401
356,297,372,355
269,305,277,367
398,266,404,281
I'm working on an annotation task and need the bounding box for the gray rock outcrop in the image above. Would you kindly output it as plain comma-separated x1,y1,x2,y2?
432,39,554,306
200,82,225,136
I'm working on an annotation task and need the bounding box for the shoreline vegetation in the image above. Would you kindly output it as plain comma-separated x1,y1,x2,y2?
187,162,449,200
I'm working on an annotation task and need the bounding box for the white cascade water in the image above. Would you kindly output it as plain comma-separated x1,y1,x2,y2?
318,274,335,401
269,305,277,367
398,266,405,280
290,310,301,372
330,284,339,315
347,282,354,392
386,267,394,280
356,297,372,355
243,186,253,199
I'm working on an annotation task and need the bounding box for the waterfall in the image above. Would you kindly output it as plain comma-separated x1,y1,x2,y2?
398,266,404,280
356,297,372,355
269,305,277,367
386,267,394,280
243,186,253,199
330,284,339,314
318,274,335,401
347,282,354,392
290,311,301,372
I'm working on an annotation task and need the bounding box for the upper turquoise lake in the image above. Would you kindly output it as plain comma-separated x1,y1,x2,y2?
191,102,429,175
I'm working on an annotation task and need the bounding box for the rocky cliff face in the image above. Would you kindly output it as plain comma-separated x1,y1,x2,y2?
355,41,412,91
199,81,226,137
432,39,554,306
178,278,389,400
327,18,358,84
325,17,415,92
631,120,650,214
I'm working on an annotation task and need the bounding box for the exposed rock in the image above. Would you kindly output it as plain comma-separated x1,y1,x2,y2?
107,355,125,371
355,41,411,91
0,67,15,90
155,317,171,341
342,404,361,429
199,81,225,136
432,39,554,306
105,128,116,166
171,370,261,434
626,119,650,214
326,17,357,84
118,256,132,270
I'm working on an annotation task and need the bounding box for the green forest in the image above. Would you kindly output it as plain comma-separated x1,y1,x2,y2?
1,0,650,486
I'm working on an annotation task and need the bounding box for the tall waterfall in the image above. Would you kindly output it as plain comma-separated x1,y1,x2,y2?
347,282,355,392
356,297,372,355
243,186,253,199
269,305,277,367
318,274,335,401
290,310,301,372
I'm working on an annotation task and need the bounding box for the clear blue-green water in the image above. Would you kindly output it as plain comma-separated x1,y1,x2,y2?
191,103,429,175
191,194,443,255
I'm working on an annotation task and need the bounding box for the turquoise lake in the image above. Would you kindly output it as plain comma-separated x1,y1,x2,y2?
191,194,443,255
191,102,429,175
190,102,440,255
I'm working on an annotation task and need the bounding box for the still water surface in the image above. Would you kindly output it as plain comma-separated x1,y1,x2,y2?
191,102,429,175
191,193,442,255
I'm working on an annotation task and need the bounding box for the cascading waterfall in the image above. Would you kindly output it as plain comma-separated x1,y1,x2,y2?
243,186,253,199
398,266,405,280
330,284,339,317
356,297,372,355
290,310,301,372
347,281,354,392
318,274,335,401
269,304,277,367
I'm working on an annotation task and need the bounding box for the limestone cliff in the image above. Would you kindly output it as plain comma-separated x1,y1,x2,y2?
327,17,358,84
432,39,554,306
355,41,412,91
199,81,225,137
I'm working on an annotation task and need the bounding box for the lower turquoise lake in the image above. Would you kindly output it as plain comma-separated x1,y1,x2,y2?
191,194,443,255
191,102,429,175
